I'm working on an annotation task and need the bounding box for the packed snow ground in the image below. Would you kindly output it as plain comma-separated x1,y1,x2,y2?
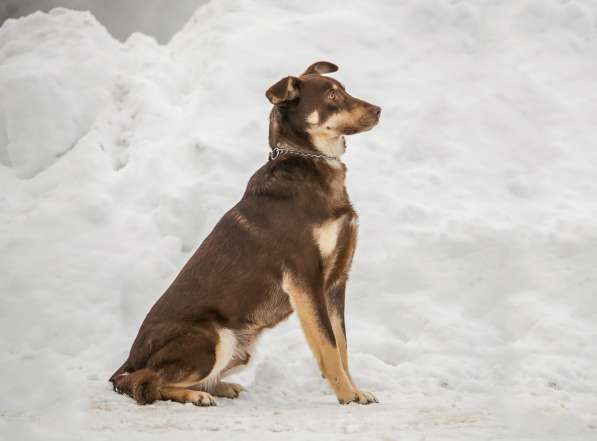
1,1,597,439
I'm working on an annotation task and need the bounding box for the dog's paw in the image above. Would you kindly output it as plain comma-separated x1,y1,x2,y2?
190,391,217,407
338,389,378,405
355,389,378,404
211,382,246,399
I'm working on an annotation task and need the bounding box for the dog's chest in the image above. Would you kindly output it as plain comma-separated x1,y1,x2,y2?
313,215,350,257
312,211,358,283
312,165,358,268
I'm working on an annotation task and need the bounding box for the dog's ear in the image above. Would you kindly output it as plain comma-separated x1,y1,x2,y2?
266,76,300,106
302,61,338,76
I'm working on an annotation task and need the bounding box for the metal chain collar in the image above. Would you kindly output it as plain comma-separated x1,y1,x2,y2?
268,143,341,162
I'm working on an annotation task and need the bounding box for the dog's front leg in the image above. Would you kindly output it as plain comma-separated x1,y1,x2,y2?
326,281,352,382
327,281,378,404
284,273,376,405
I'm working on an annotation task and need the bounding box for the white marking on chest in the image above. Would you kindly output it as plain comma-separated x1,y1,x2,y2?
313,217,345,258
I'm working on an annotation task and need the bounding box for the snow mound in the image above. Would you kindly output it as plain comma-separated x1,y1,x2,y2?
0,9,121,178
1,1,597,440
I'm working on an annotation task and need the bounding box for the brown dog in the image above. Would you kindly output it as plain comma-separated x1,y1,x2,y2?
110,61,381,406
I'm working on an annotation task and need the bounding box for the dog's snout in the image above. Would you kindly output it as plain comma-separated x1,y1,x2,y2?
369,105,381,118
356,103,382,130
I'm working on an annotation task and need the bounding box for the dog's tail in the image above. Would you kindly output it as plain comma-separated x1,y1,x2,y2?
111,368,162,404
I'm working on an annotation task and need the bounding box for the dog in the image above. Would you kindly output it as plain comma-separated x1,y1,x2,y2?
110,61,381,406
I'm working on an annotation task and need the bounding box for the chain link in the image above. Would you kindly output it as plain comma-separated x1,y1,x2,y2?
268,144,340,162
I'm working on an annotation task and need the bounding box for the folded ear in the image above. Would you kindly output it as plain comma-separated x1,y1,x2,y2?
302,61,338,76
265,76,300,105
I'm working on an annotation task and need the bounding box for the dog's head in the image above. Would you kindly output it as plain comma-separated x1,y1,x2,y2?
266,61,381,156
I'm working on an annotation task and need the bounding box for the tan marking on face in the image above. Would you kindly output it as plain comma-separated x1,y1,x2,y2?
282,273,356,403
306,110,320,125
307,106,370,157
327,108,369,131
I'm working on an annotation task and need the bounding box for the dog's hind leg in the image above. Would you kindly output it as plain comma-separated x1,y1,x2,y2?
109,359,132,383
112,368,162,404
113,325,236,406
190,329,256,399
160,387,217,406
189,340,250,399
192,380,246,399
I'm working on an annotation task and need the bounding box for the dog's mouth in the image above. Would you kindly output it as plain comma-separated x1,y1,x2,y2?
342,115,380,135
342,126,360,135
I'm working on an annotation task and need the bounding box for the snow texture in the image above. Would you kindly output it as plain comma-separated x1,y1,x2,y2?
1,1,597,440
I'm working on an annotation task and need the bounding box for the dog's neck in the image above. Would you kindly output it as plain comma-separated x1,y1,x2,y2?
269,108,346,158
309,133,346,157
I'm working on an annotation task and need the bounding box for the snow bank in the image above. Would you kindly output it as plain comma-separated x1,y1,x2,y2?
1,1,597,440
0,9,121,178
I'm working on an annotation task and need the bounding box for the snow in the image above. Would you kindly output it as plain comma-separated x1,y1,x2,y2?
1,1,597,439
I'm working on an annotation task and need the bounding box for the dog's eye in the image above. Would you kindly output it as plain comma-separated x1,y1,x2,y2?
328,90,336,101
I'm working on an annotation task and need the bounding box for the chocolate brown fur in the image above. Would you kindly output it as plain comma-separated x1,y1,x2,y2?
110,61,381,406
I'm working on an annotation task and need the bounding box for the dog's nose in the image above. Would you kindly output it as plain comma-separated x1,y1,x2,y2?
369,105,381,118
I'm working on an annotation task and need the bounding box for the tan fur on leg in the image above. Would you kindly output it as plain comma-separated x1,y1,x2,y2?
191,381,246,399
330,311,353,385
211,382,246,398
283,273,371,404
160,387,217,406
